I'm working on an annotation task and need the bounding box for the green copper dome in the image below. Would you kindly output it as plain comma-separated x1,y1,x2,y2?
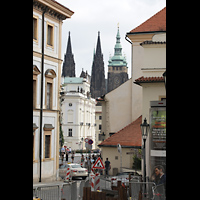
108,27,127,67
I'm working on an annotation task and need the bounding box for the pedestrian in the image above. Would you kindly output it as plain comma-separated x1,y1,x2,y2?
153,165,166,186
85,157,88,169
152,165,166,196
87,156,91,173
81,154,84,167
61,146,65,163
71,151,74,163
65,151,68,162
92,154,96,164
105,158,111,177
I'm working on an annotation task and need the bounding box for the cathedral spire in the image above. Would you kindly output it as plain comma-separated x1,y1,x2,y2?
66,31,72,54
90,32,106,99
62,32,76,77
96,31,102,56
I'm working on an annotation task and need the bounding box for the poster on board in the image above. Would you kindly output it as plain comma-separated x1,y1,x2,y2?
149,101,166,190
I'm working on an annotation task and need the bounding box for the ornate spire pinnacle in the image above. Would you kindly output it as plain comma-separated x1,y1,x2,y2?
114,27,122,56
62,31,76,77
90,31,106,99
66,31,72,54
96,31,102,55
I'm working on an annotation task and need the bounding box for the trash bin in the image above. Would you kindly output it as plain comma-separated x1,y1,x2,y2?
113,168,118,176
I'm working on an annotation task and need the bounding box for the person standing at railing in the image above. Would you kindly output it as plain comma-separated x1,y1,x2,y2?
105,158,111,177
153,165,166,197
154,166,166,186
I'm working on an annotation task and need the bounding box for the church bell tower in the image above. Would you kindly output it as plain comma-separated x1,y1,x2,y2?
107,26,128,93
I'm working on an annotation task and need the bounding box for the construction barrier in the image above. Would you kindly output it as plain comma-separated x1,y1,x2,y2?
64,167,71,182
89,172,101,191
89,171,95,191
95,173,100,191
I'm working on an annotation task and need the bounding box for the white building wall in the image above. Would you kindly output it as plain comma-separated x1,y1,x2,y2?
61,79,96,151
139,32,166,179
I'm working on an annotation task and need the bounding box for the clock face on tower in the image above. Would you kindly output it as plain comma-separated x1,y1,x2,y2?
114,76,120,86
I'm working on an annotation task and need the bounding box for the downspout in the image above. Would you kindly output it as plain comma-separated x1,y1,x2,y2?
125,34,133,77
125,34,132,45
125,34,133,124
39,6,48,182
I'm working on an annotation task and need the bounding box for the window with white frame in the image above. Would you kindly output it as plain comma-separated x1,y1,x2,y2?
68,129,72,137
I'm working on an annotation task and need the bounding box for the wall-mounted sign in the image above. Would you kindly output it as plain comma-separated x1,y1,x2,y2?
149,101,166,184
150,108,166,150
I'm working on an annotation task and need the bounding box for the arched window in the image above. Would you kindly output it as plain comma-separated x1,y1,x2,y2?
33,65,41,109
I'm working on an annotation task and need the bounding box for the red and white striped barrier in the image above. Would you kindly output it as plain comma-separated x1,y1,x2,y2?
65,167,71,182
95,173,100,191
89,172,100,191
89,172,95,191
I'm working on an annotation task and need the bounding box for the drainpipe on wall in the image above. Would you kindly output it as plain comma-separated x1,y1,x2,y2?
125,35,132,44
39,6,48,182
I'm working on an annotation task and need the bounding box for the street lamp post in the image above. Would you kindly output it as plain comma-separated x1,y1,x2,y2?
140,118,150,182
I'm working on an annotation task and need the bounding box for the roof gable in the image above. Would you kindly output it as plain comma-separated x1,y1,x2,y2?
98,116,142,148
129,7,166,34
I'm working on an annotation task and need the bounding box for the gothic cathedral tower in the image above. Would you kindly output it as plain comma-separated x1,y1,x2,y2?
107,27,128,93
62,32,76,77
90,32,106,99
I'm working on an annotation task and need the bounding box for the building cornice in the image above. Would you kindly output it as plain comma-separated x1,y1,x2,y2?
33,0,74,20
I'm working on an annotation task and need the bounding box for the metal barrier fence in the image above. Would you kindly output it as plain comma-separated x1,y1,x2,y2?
129,181,155,200
152,184,166,200
129,181,166,200
33,179,89,200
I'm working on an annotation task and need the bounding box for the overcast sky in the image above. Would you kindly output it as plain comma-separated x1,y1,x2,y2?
57,0,166,78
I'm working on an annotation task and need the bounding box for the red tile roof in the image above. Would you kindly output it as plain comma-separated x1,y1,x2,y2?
98,116,142,148
134,76,164,85
129,7,166,34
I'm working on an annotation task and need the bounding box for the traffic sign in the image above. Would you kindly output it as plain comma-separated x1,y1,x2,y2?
88,139,93,145
92,157,105,169
117,143,121,153
85,138,88,143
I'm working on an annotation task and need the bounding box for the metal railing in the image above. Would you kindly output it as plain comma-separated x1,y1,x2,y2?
33,185,60,200
129,180,166,200
33,179,89,200
152,184,166,200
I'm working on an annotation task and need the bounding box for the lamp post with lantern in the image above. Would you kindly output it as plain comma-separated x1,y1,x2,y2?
140,118,150,182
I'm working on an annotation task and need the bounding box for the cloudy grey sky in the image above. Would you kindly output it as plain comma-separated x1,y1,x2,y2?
57,0,166,78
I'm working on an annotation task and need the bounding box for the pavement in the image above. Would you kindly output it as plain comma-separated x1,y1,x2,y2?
33,180,71,188
33,175,110,191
